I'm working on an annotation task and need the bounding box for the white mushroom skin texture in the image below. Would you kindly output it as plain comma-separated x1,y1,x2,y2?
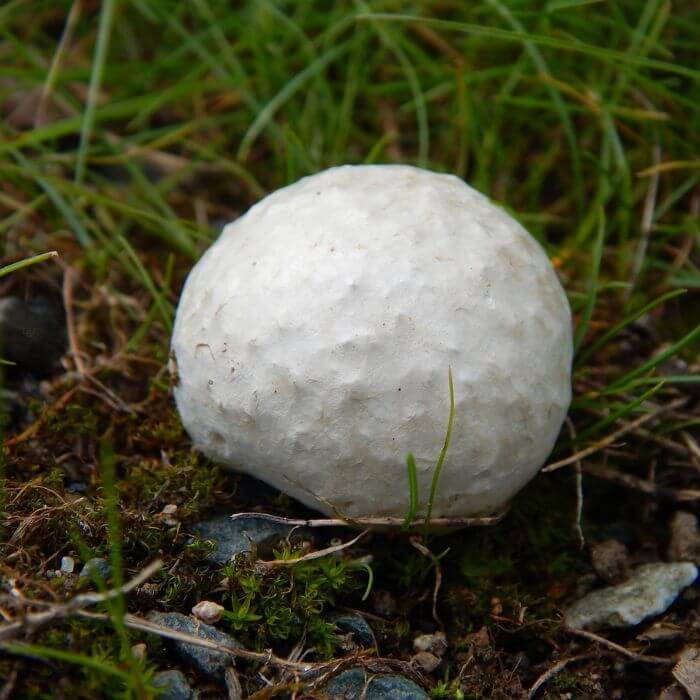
171,165,572,520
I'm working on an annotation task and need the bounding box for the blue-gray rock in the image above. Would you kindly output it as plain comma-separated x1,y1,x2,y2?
333,614,376,648
152,670,195,700
147,612,243,679
565,562,698,630
192,514,305,565
0,296,65,375
324,668,428,699
79,558,111,582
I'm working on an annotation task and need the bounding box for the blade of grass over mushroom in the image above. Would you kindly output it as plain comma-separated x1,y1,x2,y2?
0,251,58,278
424,368,455,534
403,453,419,530
74,0,117,185
355,14,700,79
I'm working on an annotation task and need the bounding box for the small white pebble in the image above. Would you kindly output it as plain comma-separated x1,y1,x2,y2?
413,631,448,657
60,556,75,574
192,600,225,624
159,504,179,526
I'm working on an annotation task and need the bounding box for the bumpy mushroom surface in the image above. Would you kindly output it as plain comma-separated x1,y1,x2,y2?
171,165,572,521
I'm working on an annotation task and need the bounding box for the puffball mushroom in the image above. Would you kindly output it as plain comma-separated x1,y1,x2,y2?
171,165,572,522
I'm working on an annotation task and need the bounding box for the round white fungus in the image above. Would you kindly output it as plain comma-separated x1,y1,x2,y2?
171,165,572,522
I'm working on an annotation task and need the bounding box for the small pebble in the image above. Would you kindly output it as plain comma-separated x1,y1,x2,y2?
131,643,147,662
413,631,447,657
159,504,179,526
60,556,75,575
192,600,225,625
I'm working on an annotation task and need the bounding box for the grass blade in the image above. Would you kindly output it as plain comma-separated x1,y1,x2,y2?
0,251,58,278
75,0,118,185
424,368,455,534
403,453,419,529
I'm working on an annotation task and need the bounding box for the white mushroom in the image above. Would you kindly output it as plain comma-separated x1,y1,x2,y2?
171,165,572,522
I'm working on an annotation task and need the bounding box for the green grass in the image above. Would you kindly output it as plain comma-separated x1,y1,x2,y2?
0,0,698,697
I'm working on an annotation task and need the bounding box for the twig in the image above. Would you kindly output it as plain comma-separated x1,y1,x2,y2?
567,627,672,666
543,398,687,473
565,417,585,548
225,666,243,700
0,559,162,641
409,537,444,627
62,267,87,375
229,510,508,530
256,531,367,568
682,431,700,467
582,463,700,502
95,613,321,671
528,654,592,699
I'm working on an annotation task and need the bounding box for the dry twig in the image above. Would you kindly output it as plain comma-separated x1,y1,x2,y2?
568,627,672,666
583,463,700,502
410,537,444,627
528,654,592,699
543,398,687,473
255,531,367,568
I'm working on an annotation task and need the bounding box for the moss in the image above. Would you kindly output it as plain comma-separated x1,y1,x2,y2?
216,543,363,657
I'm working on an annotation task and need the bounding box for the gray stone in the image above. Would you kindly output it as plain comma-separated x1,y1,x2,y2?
0,296,65,375
192,514,305,565
565,562,698,630
146,611,243,679
152,670,195,700
324,668,428,699
79,558,111,582
333,614,376,648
